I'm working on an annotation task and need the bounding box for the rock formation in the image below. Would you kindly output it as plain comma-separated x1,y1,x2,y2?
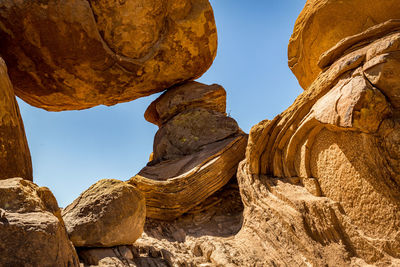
0,0,217,111
4,0,400,266
236,17,400,267
0,178,79,266
0,58,32,180
128,82,247,220
62,179,146,247
78,179,245,266
288,0,400,89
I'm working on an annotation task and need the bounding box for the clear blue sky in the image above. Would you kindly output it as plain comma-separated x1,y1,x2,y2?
18,0,306,207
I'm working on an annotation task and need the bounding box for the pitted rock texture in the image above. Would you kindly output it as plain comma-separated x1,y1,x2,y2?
129,82,247,220
0,0,217,111
0,178,79,266
288,0,400,89
0,58,32,180
62,179,146,247
237,21,400,265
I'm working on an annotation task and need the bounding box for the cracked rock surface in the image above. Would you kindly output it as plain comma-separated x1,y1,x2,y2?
0,0,217,111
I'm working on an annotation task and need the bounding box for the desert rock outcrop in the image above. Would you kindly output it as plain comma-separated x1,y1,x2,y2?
129,82,247,220
62,179,146,247
288,0,400,89
0,0,217,111
0,58,32,180
236,19,400,265
0,178,79,266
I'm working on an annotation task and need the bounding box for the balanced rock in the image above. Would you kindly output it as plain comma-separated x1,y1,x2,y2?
288,0,400,89
0,58,32,180
237,20,400,265
62,179,146,247
0,0,217,111
0,178,79,266
129,82,247,220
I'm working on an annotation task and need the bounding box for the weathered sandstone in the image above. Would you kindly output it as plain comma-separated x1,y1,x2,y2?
99,17,400,267
236,21,400,265
62,179,146,247
0,58,32,180
288,0,400,89
0,0,217,111
0,178,79,266
79,180,245,267
144,81,226,126
129,82,247,220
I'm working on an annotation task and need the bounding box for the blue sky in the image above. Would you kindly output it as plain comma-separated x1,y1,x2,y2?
18,0,306,207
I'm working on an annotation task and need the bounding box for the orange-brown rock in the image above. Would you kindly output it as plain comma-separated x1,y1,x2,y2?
0,58,32,180
129,135,247,220
62,179,146,247
0,0,217,111
237,21,400,265
288,0,400,89
145,82,226,126
153,108,239,162
79,180,245,267
129,82,247,220
0,178,79,266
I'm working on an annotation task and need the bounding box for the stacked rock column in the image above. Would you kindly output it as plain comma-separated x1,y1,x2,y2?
129,81,248,220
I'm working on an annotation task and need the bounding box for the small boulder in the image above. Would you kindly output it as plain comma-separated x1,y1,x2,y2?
0,178,79,266
62,179,146,247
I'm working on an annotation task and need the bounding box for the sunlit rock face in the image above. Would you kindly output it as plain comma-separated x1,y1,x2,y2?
0,0,217,111
288,0,400,90
0,178,79,266
0,58,32,181
129,82,247,220
237,20,400,265
62,179,146,247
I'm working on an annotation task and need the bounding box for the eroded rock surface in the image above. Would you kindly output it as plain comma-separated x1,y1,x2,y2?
129,82,247,220
288,0,400,89
0,58,32,180
236,20,400,265
144,81,226,126
0,178,79,266
0,0,217,111
78,180,245,267
62,179,146,247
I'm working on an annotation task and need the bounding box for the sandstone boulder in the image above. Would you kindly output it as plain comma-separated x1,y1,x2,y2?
145,82,226,126
0,58,32,180
129,82,247,220
288,0,400,89
62,179,146,247
0,0,217,111
0,178,79,266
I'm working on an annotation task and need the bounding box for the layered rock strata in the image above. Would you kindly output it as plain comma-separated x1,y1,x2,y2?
129,82,247,220
62,179,146,247
0,178,79,266
288,0,400,89
236,20,400,265
0,58,32,180
0,0,217,111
